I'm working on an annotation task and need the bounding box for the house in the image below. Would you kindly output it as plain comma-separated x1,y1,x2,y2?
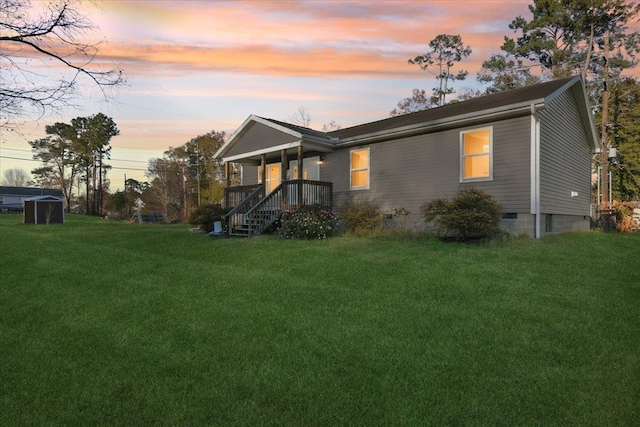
214,76,599,238
0,186,64,212
23,195,65,224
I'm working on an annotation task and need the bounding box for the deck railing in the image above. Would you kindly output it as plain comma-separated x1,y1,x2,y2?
224,179,333,236
225,184,265,236
224,184,262,209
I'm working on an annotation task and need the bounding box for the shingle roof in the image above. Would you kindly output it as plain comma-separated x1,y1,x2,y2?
216,76,595,161
259,117,330,140
0,186,63,197
329,77,576,140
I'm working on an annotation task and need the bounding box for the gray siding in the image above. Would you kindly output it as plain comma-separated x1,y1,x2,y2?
538,88,592,216
324,116,532,221
225,122,299,158
241,165,259,185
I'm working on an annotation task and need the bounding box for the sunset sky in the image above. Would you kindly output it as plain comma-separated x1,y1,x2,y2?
1,0,639,188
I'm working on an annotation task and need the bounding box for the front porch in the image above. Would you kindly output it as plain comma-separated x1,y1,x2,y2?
223,179,333,237
214,115,338,237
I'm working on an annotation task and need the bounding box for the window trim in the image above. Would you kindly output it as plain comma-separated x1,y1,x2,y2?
350,147,370,190
460,126,493,183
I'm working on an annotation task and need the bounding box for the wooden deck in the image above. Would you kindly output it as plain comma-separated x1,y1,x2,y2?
223,180,333,237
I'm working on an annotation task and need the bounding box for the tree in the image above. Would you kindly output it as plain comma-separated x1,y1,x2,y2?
321,120,342,132
0,0,124,126
477,54,542,94
71,113,119,215
501,0,640,80
1,167,30,186
29,121,79,208
29,113,118,213
288,106,312,127
169,131,227,207
610,77,640,200
408,34,472,106
389,88,437,117
145,130,230,222
146,157,185,222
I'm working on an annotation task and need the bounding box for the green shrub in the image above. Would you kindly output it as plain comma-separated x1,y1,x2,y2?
339,201,384,236
421,189,502,241
277,206,339,239
188,204,228,232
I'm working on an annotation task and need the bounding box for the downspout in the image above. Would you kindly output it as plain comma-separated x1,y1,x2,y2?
530,104,542,239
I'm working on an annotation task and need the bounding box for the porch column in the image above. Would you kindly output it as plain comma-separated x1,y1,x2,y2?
281,149,288,210
224,162,231,207
297,145,303,207
280,149,288,182
261,154,267,192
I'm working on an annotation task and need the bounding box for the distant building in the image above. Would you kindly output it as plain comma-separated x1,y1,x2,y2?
0,186,64,212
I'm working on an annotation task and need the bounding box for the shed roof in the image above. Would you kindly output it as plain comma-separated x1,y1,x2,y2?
25,195,64,202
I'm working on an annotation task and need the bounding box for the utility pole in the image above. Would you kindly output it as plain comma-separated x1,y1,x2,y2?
124,173,127,216
196,143,201,207
182,162,188,221
600,29,610,211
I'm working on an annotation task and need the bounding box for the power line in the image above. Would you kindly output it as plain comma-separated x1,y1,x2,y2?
1,146,151,164
0,155,40,163
0,155,149,172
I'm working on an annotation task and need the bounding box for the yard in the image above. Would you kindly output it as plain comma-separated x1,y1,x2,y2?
1,214,638,425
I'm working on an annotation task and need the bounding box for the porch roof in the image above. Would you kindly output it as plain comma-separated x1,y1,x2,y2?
214,115,336,164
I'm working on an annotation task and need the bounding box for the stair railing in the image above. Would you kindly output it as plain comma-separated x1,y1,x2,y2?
225,184,264,236
244,183,284,236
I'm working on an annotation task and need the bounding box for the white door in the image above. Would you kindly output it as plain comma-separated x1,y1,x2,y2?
265,163,281,193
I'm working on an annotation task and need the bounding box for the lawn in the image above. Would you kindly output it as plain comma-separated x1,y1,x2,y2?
1,214,638,426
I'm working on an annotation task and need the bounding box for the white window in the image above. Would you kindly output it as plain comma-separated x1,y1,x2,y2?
350,148,370,190
461,127,492,182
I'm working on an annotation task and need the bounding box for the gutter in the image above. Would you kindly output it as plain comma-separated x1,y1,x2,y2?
530,103,544,239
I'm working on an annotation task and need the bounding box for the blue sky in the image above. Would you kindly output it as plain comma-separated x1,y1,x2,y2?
1,0,638,189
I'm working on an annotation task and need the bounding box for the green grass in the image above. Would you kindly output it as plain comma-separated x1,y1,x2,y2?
1,214,639,426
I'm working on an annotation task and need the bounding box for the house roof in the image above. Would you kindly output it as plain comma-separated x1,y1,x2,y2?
215,76,599,162
329,77,576,140
0,186,63,197
259,117,331,140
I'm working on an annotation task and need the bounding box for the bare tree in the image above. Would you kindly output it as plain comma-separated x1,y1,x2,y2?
1,167,30,186
0,0,124,126
321,120,341,132
288,106,312,128
390,88,436,117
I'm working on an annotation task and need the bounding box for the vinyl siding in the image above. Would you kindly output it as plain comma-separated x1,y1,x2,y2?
225,122,299,158
538,88,592,216
241,165,259,185
325,116,532,216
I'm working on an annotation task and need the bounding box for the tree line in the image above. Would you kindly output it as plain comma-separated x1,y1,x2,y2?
27,113,118,216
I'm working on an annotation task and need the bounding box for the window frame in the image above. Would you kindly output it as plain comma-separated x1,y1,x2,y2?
460,126,493,183
350,147,370,190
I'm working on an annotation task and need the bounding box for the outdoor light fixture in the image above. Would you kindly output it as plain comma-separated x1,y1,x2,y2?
318,155,325,164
